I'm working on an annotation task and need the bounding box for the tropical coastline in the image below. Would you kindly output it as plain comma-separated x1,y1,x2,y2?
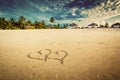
0,0,120,80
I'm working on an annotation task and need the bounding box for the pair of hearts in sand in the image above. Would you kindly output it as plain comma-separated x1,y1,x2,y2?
27,49,68,64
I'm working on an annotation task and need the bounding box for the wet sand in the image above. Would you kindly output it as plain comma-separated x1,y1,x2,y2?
0,29,120,80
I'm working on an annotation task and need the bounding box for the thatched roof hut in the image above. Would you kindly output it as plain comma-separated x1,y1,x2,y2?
68,23,79,29
70,23,78,27
88,23,98,28
111,22,120,28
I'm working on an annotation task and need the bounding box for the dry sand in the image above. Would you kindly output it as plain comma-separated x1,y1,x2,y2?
0,29,120,80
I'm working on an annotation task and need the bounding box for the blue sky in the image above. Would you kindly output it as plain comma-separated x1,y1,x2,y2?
0,0,120,26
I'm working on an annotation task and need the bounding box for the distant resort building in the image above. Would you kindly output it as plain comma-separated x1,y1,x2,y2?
88,23,98,28
111,22,120,28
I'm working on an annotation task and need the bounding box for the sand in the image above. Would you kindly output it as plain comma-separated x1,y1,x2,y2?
0,29,120,80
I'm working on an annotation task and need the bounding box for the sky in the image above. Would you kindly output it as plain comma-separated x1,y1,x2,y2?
0,0,120,26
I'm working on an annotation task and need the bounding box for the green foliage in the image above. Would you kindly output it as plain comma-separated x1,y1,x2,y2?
0,16,63,30
41,20,47,29
54,24,61,29
50,17,54,23
63,24,68,29
105,23,109,28
26,20,32,26
33,20,47,29
18,16,26,29
0,17,7,29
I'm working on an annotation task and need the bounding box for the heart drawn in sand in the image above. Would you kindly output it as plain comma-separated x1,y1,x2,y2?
27,49,68,64
27,49,51,61
47,50,68,64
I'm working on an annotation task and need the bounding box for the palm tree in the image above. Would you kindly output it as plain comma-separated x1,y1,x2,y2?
41,20,45,25
10,18,15,24
9,18,16,27
41,20,47,29
55,23,60,29
50,17,54,23
34,21,39,29
0,17,7,29
105,23,109,28
49,17,55,28
63,24,68,29
19,16,26,29
26,20,32,26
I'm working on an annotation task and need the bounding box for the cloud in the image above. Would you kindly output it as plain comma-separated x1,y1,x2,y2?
105,14,120,24
0,0,120,26
29,2,52,12
56,19,74,24
79,0,120,26
71,7,77,16
71,12,76,16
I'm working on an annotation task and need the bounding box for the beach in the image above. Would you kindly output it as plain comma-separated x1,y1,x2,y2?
0,29,120,80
